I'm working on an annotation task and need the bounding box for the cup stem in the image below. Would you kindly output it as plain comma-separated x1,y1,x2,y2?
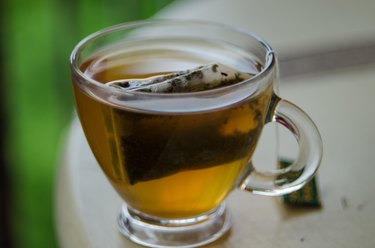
118,203,231,248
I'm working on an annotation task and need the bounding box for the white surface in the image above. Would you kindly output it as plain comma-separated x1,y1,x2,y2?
56,0,375,247
158,0,375,56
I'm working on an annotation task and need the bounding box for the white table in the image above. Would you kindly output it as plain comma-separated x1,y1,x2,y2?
56,1,375,247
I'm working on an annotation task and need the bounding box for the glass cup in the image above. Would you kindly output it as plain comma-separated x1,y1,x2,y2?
70,20,322,248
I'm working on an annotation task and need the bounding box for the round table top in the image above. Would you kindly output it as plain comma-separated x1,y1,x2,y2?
56,63,375,247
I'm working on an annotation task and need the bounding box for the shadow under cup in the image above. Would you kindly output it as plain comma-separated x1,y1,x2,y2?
70,20,321,248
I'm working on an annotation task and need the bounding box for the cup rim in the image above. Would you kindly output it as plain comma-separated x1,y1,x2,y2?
70,19,275,97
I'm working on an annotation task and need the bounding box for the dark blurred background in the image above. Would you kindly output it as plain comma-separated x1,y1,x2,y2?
0,0,175,247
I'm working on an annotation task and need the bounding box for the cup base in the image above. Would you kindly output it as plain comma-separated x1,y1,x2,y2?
118,203,231,248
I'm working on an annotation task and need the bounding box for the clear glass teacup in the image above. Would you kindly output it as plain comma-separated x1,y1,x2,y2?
70,20,322,248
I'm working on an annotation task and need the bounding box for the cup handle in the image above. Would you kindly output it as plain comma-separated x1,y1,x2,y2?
238,94,323,196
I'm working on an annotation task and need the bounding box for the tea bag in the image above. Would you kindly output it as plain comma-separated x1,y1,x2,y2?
105,63,263,185
106,63,252,93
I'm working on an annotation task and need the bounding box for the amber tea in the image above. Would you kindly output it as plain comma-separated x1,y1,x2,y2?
73,40,273,218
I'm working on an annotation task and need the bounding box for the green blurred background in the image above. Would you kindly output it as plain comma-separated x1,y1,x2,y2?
1,0,175,247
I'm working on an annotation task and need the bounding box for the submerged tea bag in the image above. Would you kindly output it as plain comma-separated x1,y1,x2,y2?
105,63,263,185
